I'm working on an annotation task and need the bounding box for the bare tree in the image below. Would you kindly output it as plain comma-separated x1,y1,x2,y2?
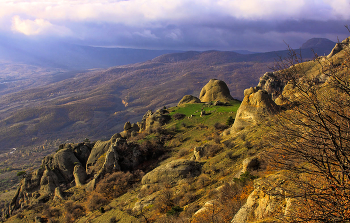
266,40,350,222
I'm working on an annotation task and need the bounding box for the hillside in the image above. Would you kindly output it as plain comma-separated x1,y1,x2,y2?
0,39,336,194
1,36,349,222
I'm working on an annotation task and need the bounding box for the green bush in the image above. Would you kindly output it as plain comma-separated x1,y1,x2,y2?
167,206,183,216
226,116,235,126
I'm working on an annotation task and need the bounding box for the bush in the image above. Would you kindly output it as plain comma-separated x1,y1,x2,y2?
226,116,235,126
96,171,140,200
203,144,222,157
196,174,211,188
214,122,228,130
86,192,108,211
172,113,186,120
167,206,183,216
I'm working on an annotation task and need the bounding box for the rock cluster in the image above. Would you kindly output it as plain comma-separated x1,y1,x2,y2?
6,132,148,215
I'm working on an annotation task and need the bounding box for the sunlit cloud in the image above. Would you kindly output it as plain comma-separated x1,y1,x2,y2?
11,15,73,36
0,0,349,51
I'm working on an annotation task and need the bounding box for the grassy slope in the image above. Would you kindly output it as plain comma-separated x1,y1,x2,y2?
5,100,266,222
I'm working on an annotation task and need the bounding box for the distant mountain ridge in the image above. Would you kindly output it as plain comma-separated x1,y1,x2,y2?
0,37,180,70
300,38,336,56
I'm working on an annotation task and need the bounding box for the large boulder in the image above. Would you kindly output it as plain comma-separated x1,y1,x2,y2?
52,148,81,182
141,159,202,185
257,72,285,101
73,143,91,168
199,79,234,103
178,95,201,106
86,140,112,175
230,88,279,132
73,164,87,186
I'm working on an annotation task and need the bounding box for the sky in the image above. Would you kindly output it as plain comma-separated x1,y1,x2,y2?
1,0,350,52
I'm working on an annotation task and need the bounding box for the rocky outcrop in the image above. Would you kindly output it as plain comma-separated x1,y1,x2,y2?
73,164,87,186
199,79,234,103
39,166,60,195
191,146,204,161
86,140,112,175
178,95,201,106
230,87,279,132
138,108,171,133
257,72,285,101
232,173,296,223
141,159,202,185
51,148,81,182
328,37,350,58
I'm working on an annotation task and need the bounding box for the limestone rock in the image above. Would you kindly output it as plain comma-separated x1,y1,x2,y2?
54,187,64,200
94,143,121,182
231,89,279,132
124,121,132,131
40,166,60,195
73,164,87,186
327,37,350,58
178,95,201,106
141,159,202,185
193,200,217,218
73,143,91,168
199,79,234,103
86,140,112,175
138,109,171,133
191,147,204,161
52,148,81,182
257,72,285,100
232,173,295,223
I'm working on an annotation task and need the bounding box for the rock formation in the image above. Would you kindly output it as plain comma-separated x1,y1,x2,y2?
232,173,296,222
257,72,285,101
178,95,201,106
141,159,202,185
328,37,350,58
138,108,171,133
229,87,279,132
73,164,87,186
199,79,235,103
191,146,204,161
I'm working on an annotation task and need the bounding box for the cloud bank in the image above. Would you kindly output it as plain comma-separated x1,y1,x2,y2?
1,0,349,51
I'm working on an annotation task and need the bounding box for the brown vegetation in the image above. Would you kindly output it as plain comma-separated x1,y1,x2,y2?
267,42,350,222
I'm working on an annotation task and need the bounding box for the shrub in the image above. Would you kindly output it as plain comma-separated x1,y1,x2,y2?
233,172,257,184
172,113,186,120
95,171,138,200
16,171,26,178
196,174,211,188
154,189,174,213
214,122,228,131
86,192,108,211
203,144,222,157
226,116,235,126
167,206,183,216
